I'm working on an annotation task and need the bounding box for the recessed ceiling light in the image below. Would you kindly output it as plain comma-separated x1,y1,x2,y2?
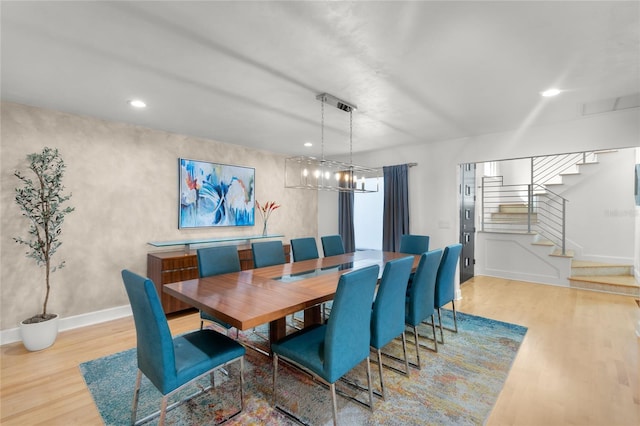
128,99,147,108
304,142,313,147
541,88,561,97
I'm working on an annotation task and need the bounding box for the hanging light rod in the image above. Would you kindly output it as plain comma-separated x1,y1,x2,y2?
315,93,357,113
284,93,381,193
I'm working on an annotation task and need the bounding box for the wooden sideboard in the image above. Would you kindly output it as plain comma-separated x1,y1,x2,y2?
147,244,291,314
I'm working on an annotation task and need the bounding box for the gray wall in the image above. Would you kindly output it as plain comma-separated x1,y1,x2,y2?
1,102,318,330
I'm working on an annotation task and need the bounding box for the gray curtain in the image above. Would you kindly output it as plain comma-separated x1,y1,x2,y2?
383,164,409,251
339,190,355,252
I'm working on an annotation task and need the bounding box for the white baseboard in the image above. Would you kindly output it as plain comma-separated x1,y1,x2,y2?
0,305,132,346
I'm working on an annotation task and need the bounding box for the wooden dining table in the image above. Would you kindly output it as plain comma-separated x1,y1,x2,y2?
164,250,419,344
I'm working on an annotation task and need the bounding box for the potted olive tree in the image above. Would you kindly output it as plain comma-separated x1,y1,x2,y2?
14,147,74,351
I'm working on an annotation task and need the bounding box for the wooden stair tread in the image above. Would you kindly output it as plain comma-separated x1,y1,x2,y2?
550,249,574,258
569,275,639,287
478,230,536,235
532,240,554,246
571,260,632,268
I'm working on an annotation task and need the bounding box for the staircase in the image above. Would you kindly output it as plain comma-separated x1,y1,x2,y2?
479,149,638,296
490,203,538,225
569,261,640,297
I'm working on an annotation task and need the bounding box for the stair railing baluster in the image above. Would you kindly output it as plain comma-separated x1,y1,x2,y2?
527,184,532,233
481,176,486,231
562,198,567,256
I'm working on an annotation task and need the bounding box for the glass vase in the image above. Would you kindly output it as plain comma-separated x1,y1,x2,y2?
262,221,268,236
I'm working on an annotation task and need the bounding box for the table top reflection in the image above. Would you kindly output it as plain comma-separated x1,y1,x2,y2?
164,250,418,341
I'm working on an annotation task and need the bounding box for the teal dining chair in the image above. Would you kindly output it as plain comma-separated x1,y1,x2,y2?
291,236,331,321
251,240,286,268
370,256,414,400
321,234,345,257
272,264,380,425
405,249,443,368
399,234,430,285
434,243,463,343
399,234,430,254
252,240,301,332
197,245,241,334
121,269,245,426
290,237,320,262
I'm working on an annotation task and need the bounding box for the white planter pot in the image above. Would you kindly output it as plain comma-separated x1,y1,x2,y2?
19,314,59,351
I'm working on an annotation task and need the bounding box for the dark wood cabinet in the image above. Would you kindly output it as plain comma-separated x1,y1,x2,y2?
147,244,290,314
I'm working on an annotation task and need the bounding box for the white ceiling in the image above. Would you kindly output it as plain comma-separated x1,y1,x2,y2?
2,1,639,158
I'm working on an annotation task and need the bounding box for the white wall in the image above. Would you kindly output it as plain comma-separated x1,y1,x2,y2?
560,149,636,263
499,158,531,186
0,102,318,332
318,109,640,287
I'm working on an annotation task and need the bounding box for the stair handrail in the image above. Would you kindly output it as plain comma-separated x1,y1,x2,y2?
532,183,568,255
531,151,597,186
481,176,569,255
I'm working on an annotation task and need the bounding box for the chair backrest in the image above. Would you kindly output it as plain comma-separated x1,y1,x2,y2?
321,235,345,257
290,237,319,262
121,269,175,394
406,249,443,326
399,234,430,255
371,256,414,349
434,244,463,308
323,264,379,383
251,240,286,268
197,245,241,277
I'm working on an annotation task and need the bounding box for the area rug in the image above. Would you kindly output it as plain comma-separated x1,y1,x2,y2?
79,311,526,425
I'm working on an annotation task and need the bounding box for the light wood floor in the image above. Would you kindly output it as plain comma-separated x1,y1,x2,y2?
1,276,638,425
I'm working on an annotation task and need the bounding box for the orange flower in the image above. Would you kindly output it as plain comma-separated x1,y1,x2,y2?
256,200,280,221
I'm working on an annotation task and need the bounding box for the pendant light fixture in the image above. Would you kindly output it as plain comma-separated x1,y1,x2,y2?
284,93,381,192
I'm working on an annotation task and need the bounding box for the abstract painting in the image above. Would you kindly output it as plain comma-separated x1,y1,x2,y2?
179,158,255,228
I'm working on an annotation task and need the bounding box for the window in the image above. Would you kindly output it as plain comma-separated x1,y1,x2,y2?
354,179,384,250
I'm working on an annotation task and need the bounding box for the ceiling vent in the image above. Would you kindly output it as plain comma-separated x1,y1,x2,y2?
580,93,639,116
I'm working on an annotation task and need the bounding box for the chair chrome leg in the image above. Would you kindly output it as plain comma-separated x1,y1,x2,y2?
412,325,421,369
401,331,410,375
437,308,445,343
272,354,278,407
131,369,142,425
431,314,439,352
330,382,338,426
365,356,374,412
376,349,386,400
452,300,459,333
240,357,245,411
437,303,459,334
159,395,168,426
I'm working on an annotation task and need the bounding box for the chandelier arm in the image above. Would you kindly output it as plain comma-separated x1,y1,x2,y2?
283,93,381,193
349,109,353,166
321,97,325,162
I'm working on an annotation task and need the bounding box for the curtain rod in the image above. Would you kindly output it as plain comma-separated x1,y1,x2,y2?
408,163,418,167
